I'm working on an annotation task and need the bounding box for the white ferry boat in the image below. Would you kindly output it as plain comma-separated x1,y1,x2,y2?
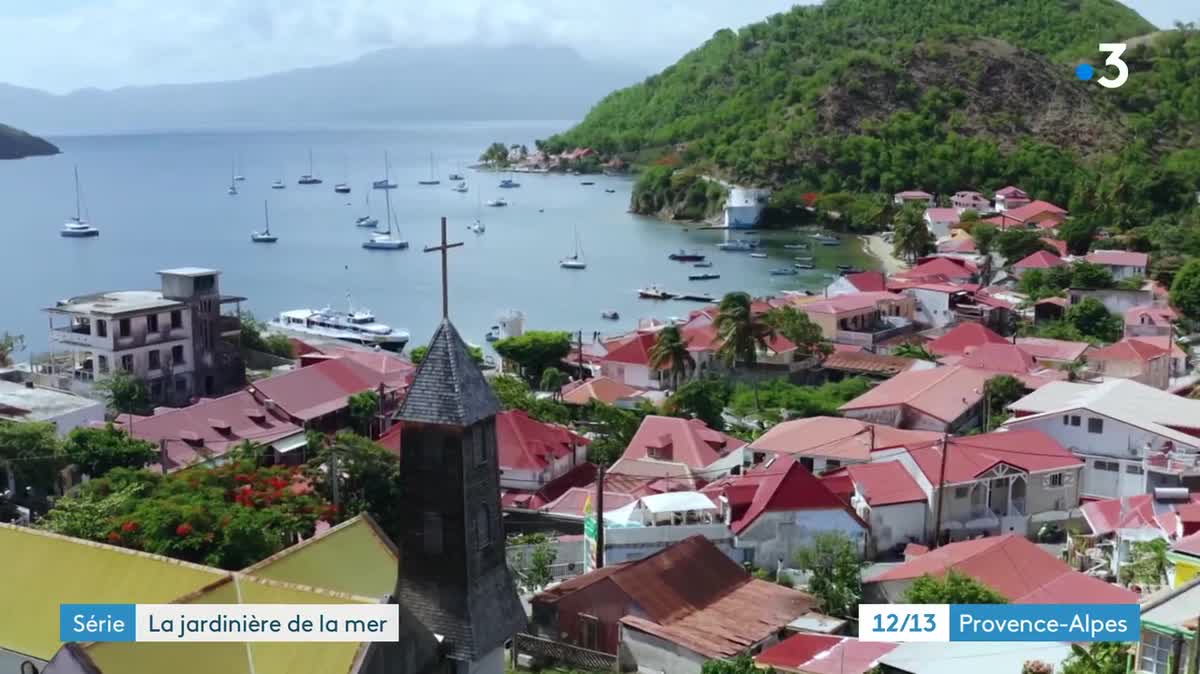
271,308,410,351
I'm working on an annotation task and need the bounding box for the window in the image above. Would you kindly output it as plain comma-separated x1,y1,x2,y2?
147,314,158,332
170,310,182,329
171,344,185,364
1139,631,1179,674
1088,418,1104,434
118,318,131,337
1070,416,1081,427
1048,473,1064,487
148,350,161,370
1125,464,1145,475
1062,415,1069,426
175,376,188,393
1095,460,1119,472
825,459,841,469
96,320,107,337
97,355,108,374
476,505,491,548
423,512,443,555
120,354,133,371
578,614,599,650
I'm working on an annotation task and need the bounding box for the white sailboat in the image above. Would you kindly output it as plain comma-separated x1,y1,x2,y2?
298,149,322,184
227,160,238,195
355,190,379,227
373,152,397,189
61,166,100,238
362,185,408,250
334,157,351,193
560,226,586,269
417,153,440,185
271,179,286,190
233,154,245,181
469,192,485,234
452,180,468,193
251,201,278,243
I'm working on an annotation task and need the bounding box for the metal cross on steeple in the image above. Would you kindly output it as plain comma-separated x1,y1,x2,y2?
423,216,464,319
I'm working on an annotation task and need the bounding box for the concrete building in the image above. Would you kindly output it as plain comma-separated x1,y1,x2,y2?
43,268,245,406
584,491,735,571
839,366,990,433
893,190,934,207
724,187,770,228
0,380,103,436
1086,250,1150,281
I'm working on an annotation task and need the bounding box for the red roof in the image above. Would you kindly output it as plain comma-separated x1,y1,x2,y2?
895,257,976,280
996,186,1028,199
541,486,637,517
1089,338,1168,364
1014,250,1065,270
311,346,417,389
844,271,887,292
1173,531,1200,558
958,343,1043,376
501,462,598,511
496,409,589,471
1000,200,1067,222
928,322,1007,356
750,416,940,463
905,429,1080,486
1015,337,1092,363
871,534,1136,604
1126,306,1178,327
118,390,302,472
1080,493,1200,537
839,366,990,423
925,208,960,223
756,635,897,674
703,455,864,535
844,461,925,506
601,331,660,367
1043,239,1069,256
561,376,643,405
620,415,745,469
896,190,933,199
1087,250,1149,268
250,358,392,421
938,237,978,254
802,291,903,315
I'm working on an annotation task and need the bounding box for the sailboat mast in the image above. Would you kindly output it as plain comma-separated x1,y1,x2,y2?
73,166,81,221
263,200,270,234
383,182,394,235
308,149,314,176
385,151,390,181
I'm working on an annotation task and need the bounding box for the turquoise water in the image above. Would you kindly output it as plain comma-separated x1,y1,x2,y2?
0,122,873,352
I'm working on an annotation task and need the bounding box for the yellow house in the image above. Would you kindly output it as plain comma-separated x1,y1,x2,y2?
1168,533,1200,588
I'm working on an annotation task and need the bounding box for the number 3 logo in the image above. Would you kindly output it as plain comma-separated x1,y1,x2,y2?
1098,43,1129,89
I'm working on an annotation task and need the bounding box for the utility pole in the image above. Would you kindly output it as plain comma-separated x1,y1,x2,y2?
931,434,950,548
577,330,585,381
329,447,341,524
595,464,605,569
867,424,875,453
158,438,168,470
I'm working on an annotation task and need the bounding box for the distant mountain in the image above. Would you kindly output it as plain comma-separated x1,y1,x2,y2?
0,46,646,135
0,123,59,160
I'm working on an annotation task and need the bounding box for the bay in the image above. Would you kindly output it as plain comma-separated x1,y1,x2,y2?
0,121,873,355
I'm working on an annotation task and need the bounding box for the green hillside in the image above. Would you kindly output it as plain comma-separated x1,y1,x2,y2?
543,0,1200,233
0,123,59,160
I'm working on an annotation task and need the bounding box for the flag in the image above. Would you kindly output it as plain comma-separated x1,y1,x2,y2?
582,493,592,515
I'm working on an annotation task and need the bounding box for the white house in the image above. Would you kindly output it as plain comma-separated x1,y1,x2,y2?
1005,379,1200,498
842,461,929,554
904,284,972,328
951,191,991,213
1086,250,1150,281
893,190,934,207
0,380,104,436
702,455,867,569
993,185,1031,212
923,208,961,238
584,491,735,571
495,409,589,494
724,186,770,228
598,330,664,389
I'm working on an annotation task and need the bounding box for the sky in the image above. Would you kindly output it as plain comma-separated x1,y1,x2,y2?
0,0,1196,93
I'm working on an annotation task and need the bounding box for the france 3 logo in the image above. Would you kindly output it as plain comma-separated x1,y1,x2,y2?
1076,44,1129,89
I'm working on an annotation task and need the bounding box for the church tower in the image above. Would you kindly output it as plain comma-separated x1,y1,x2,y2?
393,318,526,674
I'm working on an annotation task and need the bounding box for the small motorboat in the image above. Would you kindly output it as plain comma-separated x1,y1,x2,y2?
840,267,866,275
581,181,595,186
811,233,840,243
469,219,486,234
693,261,714,268
601,311,620,320
794,262,815,270
836,264,853,271
668,250,706,262
560,257,586,269
452,181,468,193
271,180,286,190
770,268,798,276
605,188,616,193
749,252,768,259
227,184,238,195
355,216,379,228
675,293,715,303
234,174,245,182
783,243,809,250
486,198,508,207
449,173,465,181
298,175,323,185
638,286,676,300
373,179,398,190
794,256,814,262
334,183,351,194
499,178,520,189
362,233,409,250
717,240,758,251
485,326,501,342
689,273,720,281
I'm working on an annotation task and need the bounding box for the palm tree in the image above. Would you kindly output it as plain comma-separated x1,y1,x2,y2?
714,292,774,368
648,325,694,390
972,223,998,286
892,342,938,361
892,204,933,264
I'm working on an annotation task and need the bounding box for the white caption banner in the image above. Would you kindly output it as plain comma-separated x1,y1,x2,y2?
135,604,401,642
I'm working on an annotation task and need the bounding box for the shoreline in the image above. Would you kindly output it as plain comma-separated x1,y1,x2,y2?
860,234,907,275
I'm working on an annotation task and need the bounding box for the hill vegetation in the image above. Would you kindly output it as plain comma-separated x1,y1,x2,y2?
542,0,1200,239
0,123,58,160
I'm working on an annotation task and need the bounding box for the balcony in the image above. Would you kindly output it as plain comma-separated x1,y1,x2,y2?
1145,451,1200,476
217,315,242,338
835,317,914,348
49,325,111,351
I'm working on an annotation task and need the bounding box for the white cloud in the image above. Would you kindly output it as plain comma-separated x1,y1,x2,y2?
0,0,1194,93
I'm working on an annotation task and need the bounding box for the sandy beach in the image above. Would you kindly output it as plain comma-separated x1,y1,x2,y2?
861,235,908,275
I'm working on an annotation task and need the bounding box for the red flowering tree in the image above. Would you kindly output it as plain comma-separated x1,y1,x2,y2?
40,453,326,569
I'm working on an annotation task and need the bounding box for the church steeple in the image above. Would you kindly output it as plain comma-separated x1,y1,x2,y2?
392,316,525,666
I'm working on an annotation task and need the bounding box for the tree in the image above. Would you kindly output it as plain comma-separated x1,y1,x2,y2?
0,332,24,367
764,307,831,362
983,375,1024,430
521,539,558,593
893,342,938,361
1170,259,1200,321
240,312,293,359
94,370,152,416
490,374,571,424
1061,642,1130,674
793,532,863,618
539,367,569,397
1070,261,1115,290
409,345,428,364
1065,298,1123,343
996,229,1053,263
584,400,652,465
1058,217,1100,255
347,390,380,435
1123,538,1170,588
664,379,731,430
892,204,933,264
904,571,1007,604
62,424,157,478
479,141,510,165
715,292,774,368
313,432,404,541
703,655,769,674
972,223,998,285
0,421,62,502
648,325,694,389
493,331,572,382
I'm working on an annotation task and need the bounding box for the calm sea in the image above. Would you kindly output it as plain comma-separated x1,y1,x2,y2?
0,122,872,354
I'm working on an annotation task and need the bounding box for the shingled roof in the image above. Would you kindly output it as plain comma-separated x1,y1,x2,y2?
397,318,500,426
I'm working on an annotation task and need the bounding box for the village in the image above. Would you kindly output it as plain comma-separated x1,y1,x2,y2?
2,183,1200,674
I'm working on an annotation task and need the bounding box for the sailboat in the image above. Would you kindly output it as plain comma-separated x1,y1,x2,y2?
60,166,100,238
417,153,440,185
452,180,468,193
469,192,485,233
298,150,322,185
560,226,586,269
251,201,278,243
449,162,465,182
362,185,408,250
227,160,238,195
271,179,286,190
233,154,245,181
355,191,379,227
334,156,351,194
373,152,397,189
